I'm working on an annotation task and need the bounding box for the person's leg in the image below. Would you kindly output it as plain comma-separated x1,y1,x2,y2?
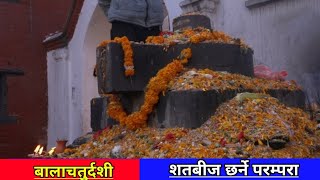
147,26,161,37
135,25,161,42
111,21,138,41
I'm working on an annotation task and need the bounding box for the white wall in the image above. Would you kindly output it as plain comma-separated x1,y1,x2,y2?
47,0,110,148
47,0,177,148
47,0,320,148
164,0,183,30
47,47,71,145
212,0,320,101
82,5,110,134
174,0,320,101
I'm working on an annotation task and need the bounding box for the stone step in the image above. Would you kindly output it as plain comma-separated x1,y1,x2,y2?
90,97,118,132
149,89,305,129
97,43,253,94
91,90,305,130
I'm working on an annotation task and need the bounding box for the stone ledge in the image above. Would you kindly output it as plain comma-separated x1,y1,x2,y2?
150,89,305,129
245,0,280,9
180,0,202,7
91,89,305,130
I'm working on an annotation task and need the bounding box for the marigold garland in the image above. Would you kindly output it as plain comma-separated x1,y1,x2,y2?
107,48,192,130
168,68,300,91
145,36,165,44
105,28,250,130
97,37,134,77
146,27,250,50
63,94,320,158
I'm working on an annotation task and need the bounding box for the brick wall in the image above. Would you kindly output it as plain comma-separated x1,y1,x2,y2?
0,0,73,158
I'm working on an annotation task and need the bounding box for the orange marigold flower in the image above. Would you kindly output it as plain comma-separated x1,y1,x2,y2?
125,69,135,77
181,48,192,59
107,48,192,130
146,36,165,44
124,61,134,67
97,36,134,77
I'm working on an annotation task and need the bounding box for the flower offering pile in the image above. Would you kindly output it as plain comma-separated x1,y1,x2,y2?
146,27,249,50
70,28,320,159
168,69,299,91
61,94,320,158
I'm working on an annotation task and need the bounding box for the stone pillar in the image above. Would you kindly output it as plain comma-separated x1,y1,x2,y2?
179,0,219,28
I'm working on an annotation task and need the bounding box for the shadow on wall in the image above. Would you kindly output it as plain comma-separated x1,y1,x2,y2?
284,11,320,103
253,9,320,103
82,3,110,134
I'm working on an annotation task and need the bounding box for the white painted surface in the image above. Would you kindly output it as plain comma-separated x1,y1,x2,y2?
47,0,174,148
47,0,110,148
82,4,110,134
47,47,71,145
47,0,320,148
210,0,320,101
164,0,183,30
177,0,320,101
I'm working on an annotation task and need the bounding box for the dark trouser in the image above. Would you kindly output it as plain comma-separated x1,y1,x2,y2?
111,21,161,42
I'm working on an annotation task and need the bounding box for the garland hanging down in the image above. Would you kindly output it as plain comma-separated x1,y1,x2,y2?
96,28,249,77
98,36,134,77
107,48,192,130
100,28,251,130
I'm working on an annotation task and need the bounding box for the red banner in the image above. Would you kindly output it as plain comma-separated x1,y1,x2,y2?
0,159,139,180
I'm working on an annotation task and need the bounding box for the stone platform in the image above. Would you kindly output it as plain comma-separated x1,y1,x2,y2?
91,89,305,131
97,43,253,94
150,89,305,129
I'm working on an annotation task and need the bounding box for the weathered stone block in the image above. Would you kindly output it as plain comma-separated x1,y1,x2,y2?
91,90,304,130
97,43,254,93
266,89,305,109
90,97,118,132
149,89,305,129
173,14,211,31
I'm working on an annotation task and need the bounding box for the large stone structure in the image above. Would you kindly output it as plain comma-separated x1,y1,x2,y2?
91,14,305,131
